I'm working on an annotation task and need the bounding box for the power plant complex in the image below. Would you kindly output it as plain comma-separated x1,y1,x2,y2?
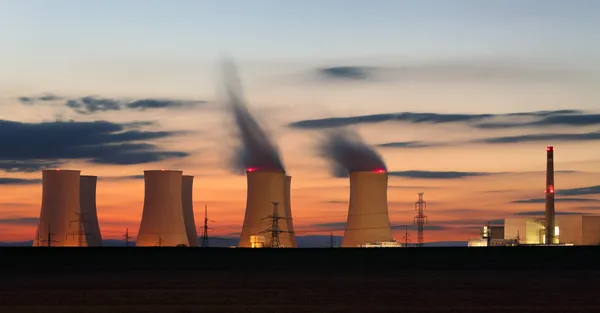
26,146,600,248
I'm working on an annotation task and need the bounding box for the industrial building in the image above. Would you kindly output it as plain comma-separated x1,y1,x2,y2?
136,170,190,247
33,169,84,247
238,169,296,248
79,175,103,246
342,170,394,247
181,175,199,247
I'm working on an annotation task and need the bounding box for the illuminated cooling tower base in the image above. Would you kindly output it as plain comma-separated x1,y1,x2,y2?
238,169,296,248
342,170,394,247
136,170,189,247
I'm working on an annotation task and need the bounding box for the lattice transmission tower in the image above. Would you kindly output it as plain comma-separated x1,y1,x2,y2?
260,202,291,248
414,192,428,247
201,205,214,247
67,213,93,247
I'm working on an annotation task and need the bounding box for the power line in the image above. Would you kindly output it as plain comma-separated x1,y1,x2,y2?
414,192,428,247
39,223,59,247
403,228,411,247
260,202,292,248
67,212,93,247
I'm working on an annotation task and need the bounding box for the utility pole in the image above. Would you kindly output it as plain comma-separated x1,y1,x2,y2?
201,205,213,247
260,202,291,248
157,235,163,247
414,192,428,247
123,228,132,247
403,228,411,247
329,232,335,248
40,224,59,247
67,213,93,247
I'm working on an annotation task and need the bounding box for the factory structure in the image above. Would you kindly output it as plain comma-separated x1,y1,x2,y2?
33,170,102,247
469,146,600,247
26,145,600,248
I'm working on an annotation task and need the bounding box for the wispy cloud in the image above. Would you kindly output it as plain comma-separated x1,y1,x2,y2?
556,185,600,196
0,178,41,185
511,198,600,204
389,171,491,179
377,141,446,148
313,222,447,231
20,94,207,115
476,114,600,129
0,119,189,172
476,131,600,144
512,211,591,216
288,110,581,130
313,61,588,83
0,217,39,225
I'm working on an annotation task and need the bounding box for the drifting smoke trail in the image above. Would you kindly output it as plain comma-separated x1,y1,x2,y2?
222,59,285,173
318,129,387,177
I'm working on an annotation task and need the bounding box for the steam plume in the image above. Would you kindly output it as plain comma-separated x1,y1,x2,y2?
318,129,387,177
222,59,285,173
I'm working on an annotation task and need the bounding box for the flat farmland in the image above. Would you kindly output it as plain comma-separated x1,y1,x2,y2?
1,247,599,312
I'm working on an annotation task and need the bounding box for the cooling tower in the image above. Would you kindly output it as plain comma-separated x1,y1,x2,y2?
33,169,83,247
182,175,199,247
342,171,394,247
239,169,293,247
136,170,189,247
545,146,556,244
283,175,298,247
79,175,103,246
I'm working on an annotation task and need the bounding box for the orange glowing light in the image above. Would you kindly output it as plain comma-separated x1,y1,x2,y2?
547,146,554,152
247,168,256,172
374,169,385,173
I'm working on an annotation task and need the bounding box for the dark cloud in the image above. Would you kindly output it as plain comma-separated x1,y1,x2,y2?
476,131,600,144
513,211,590,216
0,119,188,172
0,178,41,185
289,110,577,130
0,160,61,173
18,94,63,103
64,96,206,115
389,170,490,179
317,66,377,80
377,141,442,148
313,62,587,83
222,59,285,173
0,217,39,225
318,128,386,177
21,94,207,115
476,114,600,129
511,198,600,204
556,185,600,196
99,175,145,181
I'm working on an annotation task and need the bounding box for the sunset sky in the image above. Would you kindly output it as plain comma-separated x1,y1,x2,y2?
1,0,600,243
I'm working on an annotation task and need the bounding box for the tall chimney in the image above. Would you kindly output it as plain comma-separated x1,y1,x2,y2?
342,170,394,247
545,146,555,244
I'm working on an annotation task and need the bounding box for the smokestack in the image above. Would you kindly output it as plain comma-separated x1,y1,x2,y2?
136,170,189,247
33,169,82,247
283,175,297,248
545,146,555,244
181,175,199,247
342,171,394,247
79,175,103,246
239,169,295,247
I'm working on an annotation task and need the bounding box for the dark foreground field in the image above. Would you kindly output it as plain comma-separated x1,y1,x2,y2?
1,247,600,312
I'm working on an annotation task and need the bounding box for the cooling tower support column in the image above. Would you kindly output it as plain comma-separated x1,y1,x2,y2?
79,175,103,246
545,146,556,244
33,169,82,247
136,170,190,247
342,171,394,247
239,170,289,247
182,175,199,247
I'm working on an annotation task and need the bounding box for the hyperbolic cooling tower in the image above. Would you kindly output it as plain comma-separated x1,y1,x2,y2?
79,175,103,246
136,170,189,247
342,171,394,247
181,175,199,247
283,175,297,248
238,169,296,247
33,169,83,247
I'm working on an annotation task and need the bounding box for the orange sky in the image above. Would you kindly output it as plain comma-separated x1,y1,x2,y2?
1,60,600,243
